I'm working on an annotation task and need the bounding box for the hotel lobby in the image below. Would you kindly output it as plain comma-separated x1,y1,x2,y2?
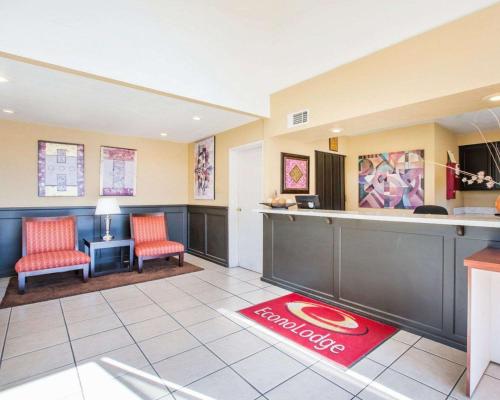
1,1,500,399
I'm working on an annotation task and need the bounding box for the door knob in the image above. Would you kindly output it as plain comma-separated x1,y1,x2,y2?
236,207,242,212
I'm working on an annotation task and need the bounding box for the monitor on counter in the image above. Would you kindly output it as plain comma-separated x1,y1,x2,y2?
295,195,320,209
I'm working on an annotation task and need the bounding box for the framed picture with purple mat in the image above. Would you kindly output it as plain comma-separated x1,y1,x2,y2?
38,140,85,197
100,146,137,196
281,152,310,194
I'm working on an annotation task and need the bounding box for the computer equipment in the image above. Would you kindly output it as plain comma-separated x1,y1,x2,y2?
295,195,320,209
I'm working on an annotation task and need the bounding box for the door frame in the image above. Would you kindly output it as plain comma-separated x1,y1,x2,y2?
228,140,264,268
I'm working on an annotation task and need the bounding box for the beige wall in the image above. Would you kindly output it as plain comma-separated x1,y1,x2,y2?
434,124,462,211
262,122,497,214
261,123,444,213
185,119,499,212
341,124,436,212
6,116,496,213
188,120,264,206
262,135,335,202
267,3,500,137
5,5,500,212
0,119,188,207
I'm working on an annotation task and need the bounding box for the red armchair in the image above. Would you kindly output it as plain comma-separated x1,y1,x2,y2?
15,216,90,293
130,213,184,273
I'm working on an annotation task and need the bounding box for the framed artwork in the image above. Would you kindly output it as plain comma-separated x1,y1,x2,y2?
281,153,310,194
38,140,84,197
100,146,137,196
194,136,215,200
329,137,338,152
359,149,424,209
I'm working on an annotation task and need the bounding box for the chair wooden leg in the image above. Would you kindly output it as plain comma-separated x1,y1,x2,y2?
18,273,26,294
179,252,184,266
82,265,89,282
138,257,143,273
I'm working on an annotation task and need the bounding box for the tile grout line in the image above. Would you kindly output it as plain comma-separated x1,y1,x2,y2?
135,283,270,399
357,339,415,397
349,359,391,398
170,258,371,396
386,365,464,397
62,277,258,369
1,333,69,361
1,255,475,399
381,338,466,397
138,267,361,399
448,369,466,398
0,310,76,390
57,299,86,400
190,254,471,394
407,338,466,396
411,335,467,362
98,288,177,399
0,307,13,368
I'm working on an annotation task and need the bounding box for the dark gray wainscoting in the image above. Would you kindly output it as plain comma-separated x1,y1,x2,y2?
0,205,188,277
262,213,500,350
187,206,228,266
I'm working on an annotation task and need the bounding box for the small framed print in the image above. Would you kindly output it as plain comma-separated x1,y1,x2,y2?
281,152,310,194
194,136,215,200
100,146,137,196
329,137,339,152
38,140,85,197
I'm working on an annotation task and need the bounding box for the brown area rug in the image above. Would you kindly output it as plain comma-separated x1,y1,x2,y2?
0,258,203,308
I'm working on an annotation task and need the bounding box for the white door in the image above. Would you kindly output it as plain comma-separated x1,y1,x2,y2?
235,145,263,272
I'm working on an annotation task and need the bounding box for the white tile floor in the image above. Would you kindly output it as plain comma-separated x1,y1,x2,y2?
0,254,499,399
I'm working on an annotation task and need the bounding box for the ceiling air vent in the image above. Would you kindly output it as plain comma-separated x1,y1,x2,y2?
287,109,309,128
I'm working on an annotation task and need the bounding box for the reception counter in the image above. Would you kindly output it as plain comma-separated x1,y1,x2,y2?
256,208,500,349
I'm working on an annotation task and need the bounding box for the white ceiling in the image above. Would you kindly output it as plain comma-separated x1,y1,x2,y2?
437,107,500,135
0,57,256,142
0,0,497,118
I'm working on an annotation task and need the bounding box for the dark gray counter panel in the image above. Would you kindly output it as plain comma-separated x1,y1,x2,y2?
266,215,334,298
262,214,500,350
187,206,228,266
338,224,445,332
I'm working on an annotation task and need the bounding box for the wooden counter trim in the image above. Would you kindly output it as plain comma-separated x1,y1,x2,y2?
464,247,500,272
464,246,500,396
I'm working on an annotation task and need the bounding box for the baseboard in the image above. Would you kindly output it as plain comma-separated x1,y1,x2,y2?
186,250,228,268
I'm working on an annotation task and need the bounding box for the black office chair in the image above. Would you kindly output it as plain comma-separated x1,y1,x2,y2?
413,205,448,215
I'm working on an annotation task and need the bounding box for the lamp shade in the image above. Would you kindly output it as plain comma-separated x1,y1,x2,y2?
95,198,121,215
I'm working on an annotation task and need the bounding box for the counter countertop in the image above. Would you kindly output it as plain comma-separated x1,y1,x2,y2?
254,208,500,228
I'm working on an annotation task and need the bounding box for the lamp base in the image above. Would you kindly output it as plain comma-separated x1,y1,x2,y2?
102,215,113,241
102,233,114,241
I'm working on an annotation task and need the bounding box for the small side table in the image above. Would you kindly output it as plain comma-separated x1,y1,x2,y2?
464,247,500,396
83,237,134,277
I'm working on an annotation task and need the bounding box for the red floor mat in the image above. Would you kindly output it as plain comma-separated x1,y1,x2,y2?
239,292,397,367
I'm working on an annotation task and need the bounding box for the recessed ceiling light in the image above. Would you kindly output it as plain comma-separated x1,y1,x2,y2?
0,76,8,83
485,93,500,102
2,109,14,114
330,127,343,134
160,132,168,137
192,116,201,121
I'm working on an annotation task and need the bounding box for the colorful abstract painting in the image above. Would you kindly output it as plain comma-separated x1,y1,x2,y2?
281,153,310,194
359,149,424,209
194,136,215,200
38,141,84,197
100,146,137,196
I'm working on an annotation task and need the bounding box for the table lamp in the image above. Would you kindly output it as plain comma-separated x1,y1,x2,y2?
95,198,121,241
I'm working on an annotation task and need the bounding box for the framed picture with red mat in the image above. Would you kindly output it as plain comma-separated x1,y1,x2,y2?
239,293,397,367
